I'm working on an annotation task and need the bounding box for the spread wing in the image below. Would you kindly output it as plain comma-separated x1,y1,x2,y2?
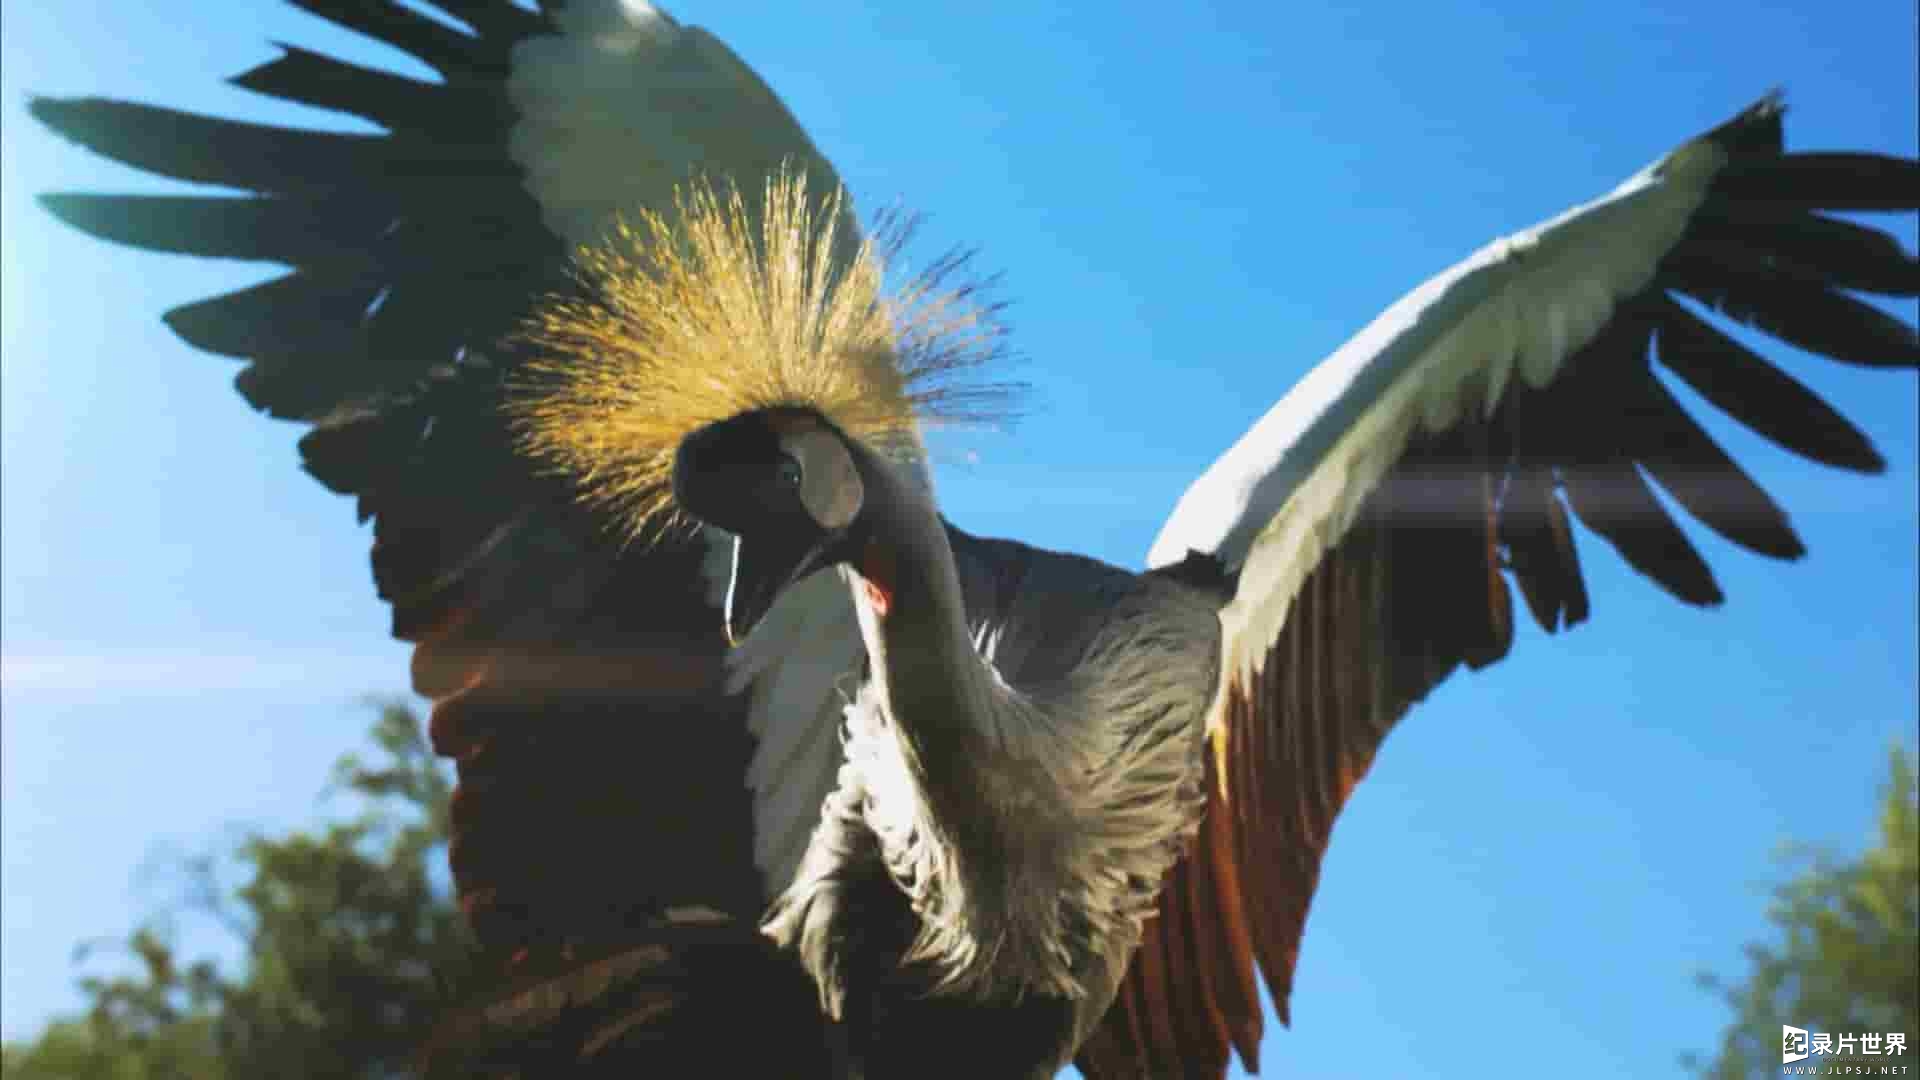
1076,94,1918,1078
34,2,857,1073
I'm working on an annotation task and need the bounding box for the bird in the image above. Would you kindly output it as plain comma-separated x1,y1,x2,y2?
506,94,1920,1077
25,2,1918,1079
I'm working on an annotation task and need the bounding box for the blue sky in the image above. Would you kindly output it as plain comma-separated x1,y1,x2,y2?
3,1,1914,1074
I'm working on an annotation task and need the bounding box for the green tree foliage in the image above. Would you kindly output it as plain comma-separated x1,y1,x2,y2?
1685,744,1920,1076
2,703,474,1079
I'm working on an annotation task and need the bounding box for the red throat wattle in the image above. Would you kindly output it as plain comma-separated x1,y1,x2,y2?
857,537,895,619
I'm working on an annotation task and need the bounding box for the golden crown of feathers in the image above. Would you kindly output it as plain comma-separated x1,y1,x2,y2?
507,167,1022,540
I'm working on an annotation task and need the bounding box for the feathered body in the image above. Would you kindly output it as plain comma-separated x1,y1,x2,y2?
764,522,1220,1073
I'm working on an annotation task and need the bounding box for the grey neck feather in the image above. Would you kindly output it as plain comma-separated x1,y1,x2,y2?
843,457,1019,776
830,442,1217,1026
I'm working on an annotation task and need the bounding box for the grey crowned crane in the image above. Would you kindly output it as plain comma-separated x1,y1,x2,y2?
522,96,1920,1077
28,2,1919,1079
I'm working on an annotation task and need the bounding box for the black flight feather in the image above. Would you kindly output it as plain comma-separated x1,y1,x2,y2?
37,193,383,267
283,0,512,77
1710,153,1920,212
1650,294,1885,472
231,44,507,136
1560,455,1724,607
1664,248,1920,369
1625,375,1807,561
1687,203,1920,298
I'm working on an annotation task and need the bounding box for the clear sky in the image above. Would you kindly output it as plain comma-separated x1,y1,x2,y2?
3,1,1915,1074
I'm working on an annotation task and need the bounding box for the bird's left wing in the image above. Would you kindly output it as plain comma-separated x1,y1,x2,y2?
1076,94,1918,1078
34,2,860,1072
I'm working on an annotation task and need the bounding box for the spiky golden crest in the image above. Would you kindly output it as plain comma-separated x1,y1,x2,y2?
508,167,1017,540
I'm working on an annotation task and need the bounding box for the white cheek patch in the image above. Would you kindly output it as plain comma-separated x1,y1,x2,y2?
785,428,863,530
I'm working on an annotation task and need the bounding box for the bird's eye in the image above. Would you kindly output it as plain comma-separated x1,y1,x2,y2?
776,457,803,490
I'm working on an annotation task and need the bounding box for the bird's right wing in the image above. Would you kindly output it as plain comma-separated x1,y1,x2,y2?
1078,95,1917,1078
35,2,858,1072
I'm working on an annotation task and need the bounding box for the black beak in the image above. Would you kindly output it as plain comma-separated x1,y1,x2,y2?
724,531,831,644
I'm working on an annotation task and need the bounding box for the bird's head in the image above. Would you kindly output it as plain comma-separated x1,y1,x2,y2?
671,407,869,640
507,166,1019,640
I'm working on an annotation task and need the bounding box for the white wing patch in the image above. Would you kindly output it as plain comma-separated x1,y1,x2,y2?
720,559,864,897
506,0,847,252
1147,128,1735,681
705,459,936,900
